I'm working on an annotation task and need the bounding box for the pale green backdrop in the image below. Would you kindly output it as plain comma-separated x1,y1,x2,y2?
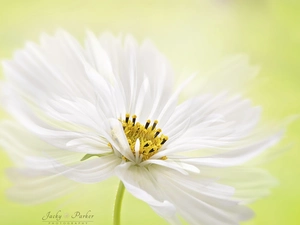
0,0,299,225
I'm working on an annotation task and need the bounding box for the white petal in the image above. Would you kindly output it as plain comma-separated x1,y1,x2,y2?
0,121,82,165
6,168,78,204
197,166,278,203
134,138,141,163
151,166,253,225
109,118,135,162
85,30,113,77
23,155,120,184
115,163,180,224
140,159,200,175
157,74,195,128
180,131,283,167
163,93,262,152
65,137,112,154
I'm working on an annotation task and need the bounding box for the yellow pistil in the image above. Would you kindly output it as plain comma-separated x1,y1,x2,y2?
121,114,168,161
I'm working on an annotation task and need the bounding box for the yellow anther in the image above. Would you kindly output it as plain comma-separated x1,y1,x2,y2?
161,136,168,145
125,113,130,123
132,114,137,125
145,120,151,129
154,128,162,138
152,120,158,130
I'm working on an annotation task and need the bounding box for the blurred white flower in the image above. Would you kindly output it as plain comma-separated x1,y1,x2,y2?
0,30,283,225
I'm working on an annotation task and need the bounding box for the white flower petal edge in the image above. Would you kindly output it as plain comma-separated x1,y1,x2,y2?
115,163,181,225
0,30,284,225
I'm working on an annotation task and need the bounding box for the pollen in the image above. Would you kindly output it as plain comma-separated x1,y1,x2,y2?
122,114,168,161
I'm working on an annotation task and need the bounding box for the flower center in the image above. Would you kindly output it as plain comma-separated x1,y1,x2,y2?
121,113,168,161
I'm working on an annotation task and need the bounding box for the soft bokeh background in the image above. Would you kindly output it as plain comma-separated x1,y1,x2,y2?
0,0,299,224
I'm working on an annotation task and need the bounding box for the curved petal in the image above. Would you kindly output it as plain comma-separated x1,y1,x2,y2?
98,33,176,122
6,168,79,204
175,131,283,167
115,163,180,225
23,155,121,184
165,93,260,141
140,159,200,175
0,121,83,164
193,166,278,204
151,166,253,225
108,118,135,161
0,122,120,186
160,93,265,156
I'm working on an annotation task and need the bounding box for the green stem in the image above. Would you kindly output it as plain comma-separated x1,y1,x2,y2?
113,181,125,225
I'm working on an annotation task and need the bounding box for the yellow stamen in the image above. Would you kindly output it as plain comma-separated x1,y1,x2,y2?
121,114,168,161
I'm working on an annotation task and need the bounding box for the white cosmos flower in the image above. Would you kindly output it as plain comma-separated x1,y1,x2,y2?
0,30,283,225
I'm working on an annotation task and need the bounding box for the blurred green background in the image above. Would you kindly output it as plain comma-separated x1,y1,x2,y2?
0,0,299,224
